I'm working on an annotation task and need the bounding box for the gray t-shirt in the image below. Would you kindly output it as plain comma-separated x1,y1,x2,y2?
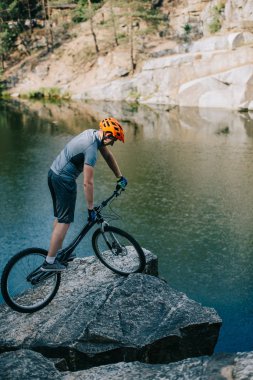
51,129,102,179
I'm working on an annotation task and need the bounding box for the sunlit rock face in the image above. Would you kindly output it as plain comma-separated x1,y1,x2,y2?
223,0,253,31
167,0,253,36
76,32,253,110
178,64,253,109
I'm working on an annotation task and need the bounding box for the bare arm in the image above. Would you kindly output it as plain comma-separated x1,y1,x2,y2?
83,164,94,209
99,146,122,178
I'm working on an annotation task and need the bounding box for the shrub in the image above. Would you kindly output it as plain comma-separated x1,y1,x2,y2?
23,87,70,100
208,2,225,33
183,23,192,35
209,17,222,33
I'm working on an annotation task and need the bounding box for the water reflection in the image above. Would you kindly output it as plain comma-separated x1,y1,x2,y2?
1,99,253,353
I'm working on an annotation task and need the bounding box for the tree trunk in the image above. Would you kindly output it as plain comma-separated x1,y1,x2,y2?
41,0,54,52
129,11,136,73
1,54,4,70
0,19,4,69
110,0,118,47
26,0,33,35
88,0,99,53
43,0,49,19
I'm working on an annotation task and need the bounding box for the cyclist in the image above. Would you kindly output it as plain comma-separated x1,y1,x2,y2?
41,117,127,272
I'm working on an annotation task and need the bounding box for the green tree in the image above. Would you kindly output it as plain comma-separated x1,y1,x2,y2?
110,1,165,72
0,0,40,22
0,20,18,69
0,0,42,66
73,0,103,23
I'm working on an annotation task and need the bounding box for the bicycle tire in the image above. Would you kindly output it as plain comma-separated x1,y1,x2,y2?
92,226,146,276
1,248,61,313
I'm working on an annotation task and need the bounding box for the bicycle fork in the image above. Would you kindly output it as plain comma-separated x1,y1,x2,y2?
100,222,123,255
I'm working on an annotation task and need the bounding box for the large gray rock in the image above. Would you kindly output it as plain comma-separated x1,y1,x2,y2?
1,350,253,380
189,32,253,53
64,352,253,379
0,349,61,380
223,0,253,31
0,252,221,371
178,64,253,110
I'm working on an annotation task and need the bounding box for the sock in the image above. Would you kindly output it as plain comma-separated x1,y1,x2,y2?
46,256,56,264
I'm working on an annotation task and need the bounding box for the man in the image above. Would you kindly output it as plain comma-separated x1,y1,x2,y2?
41,117,127,272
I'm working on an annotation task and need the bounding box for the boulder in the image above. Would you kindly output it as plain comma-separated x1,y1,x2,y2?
0,350,61,380
188,32,253,53
1,349,253,380
248,101,253,111
179,76,226,108
0,252,221,371
178,64,253,110
64,352,253,379
223,0,253,31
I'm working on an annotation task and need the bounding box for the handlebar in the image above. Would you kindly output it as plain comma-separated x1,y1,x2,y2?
94,187,124,214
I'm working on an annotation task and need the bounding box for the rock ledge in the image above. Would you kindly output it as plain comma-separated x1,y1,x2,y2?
0,251,221,371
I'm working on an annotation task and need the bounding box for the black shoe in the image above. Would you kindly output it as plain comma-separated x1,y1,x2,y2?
41,259,66,272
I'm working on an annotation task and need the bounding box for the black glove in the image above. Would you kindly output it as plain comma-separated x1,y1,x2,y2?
116,176,128,190
88,208,97,222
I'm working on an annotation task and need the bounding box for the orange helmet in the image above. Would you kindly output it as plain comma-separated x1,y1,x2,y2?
99,117,125,143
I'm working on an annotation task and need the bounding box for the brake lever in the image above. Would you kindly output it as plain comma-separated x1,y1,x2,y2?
115,187,125,194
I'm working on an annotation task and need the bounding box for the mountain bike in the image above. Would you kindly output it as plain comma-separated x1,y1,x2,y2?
1,188,146,313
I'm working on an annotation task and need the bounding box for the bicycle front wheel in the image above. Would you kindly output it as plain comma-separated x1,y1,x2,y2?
1,248,61,313
92,226,146,276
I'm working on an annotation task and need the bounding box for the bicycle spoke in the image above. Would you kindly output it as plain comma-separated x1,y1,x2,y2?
2,250,60,312
93,227,145,275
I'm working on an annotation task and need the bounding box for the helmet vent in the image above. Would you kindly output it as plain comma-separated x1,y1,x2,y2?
99,117,125,142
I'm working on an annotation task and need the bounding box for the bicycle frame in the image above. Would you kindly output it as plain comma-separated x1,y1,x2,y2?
27,188,123,284
59,188,122,261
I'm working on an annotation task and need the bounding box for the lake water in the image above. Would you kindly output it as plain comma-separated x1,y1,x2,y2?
1,99,253,353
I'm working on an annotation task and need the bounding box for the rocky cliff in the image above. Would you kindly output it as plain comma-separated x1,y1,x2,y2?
4,0,253,110
76,32,253,110
0,252,221,375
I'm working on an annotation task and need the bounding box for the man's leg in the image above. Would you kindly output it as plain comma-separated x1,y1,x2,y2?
47,220,70,258
41,220,70,271
44,171,75,271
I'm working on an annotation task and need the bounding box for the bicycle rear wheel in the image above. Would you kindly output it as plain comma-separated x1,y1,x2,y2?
1,248,61,313
92,226,146,276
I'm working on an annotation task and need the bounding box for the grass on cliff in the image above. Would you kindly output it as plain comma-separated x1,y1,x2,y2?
21,87,71,100
208,2,225,33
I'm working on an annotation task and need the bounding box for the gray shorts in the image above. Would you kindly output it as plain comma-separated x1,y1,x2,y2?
48,169,77,224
